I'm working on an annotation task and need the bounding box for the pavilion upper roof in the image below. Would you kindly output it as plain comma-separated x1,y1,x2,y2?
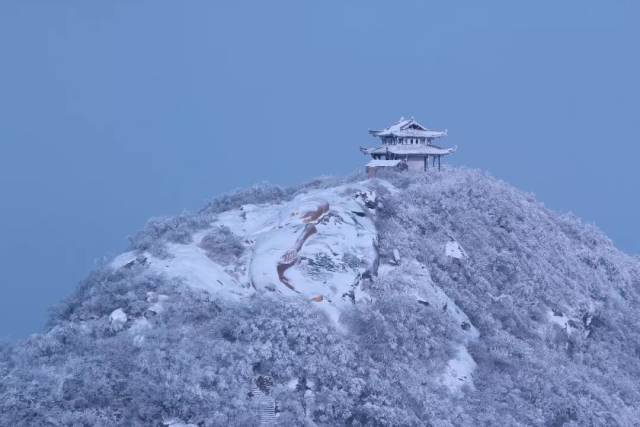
369,117,447,139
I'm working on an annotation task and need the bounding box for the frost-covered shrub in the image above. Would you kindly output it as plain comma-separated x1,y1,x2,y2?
371,167,640,425
199,226,244,265
292,170,366,194
128,213,212,258
201,182,297,215
1,278,458,425
342,252,366,269
374,168,415,189
200,173,366,217
48,263,165,327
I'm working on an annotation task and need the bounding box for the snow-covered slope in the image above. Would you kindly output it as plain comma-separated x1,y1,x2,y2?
111,182,382,326
2,168,640,426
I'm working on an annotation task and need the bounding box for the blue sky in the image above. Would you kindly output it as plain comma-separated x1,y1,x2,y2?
1,1,638,339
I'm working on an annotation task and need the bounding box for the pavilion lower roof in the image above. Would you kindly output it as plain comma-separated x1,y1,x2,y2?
368,144,456,156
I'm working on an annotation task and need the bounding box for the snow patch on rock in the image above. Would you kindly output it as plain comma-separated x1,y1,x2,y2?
547,309,577,335
109,308,127,331
441,346,477,393
445,239,467,260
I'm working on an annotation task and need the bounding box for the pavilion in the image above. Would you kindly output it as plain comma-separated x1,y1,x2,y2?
361,117,456,172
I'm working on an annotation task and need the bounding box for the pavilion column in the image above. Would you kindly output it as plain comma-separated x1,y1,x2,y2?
438,155,441,171
424,156,427,171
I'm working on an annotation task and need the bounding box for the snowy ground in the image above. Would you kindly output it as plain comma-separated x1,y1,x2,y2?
111,182,380,326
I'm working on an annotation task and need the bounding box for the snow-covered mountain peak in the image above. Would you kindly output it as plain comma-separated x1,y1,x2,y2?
5,168,640,426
